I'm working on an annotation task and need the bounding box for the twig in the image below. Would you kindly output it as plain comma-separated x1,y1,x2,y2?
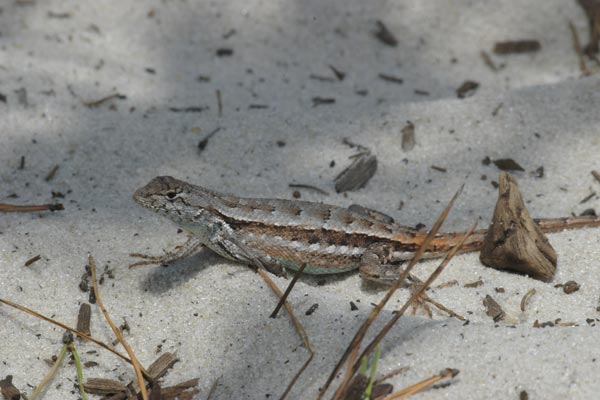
270,263,307,318
257,269,314,400
520,288,537,312
83,93,125,107
0,203,64,212
320,187,464,400
383,368,459,399
45,165,59,181
88,255,150,400
216,89,223,117
569,20,592,76
373,367,410,386
206,376,221,400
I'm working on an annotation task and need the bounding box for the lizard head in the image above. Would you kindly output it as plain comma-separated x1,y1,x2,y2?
134,175,184,203
133,176,214,223
134,176,232,237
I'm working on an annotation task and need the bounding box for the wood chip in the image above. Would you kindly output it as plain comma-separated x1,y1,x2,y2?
480,172,557,281
464,279,484,288
305,303,319,315
373,20,398,47
84,378,127,395
0,375,21,400
76,303,92,336
456,81,479,98
378,73,403,84
435,280,459,289
533,319,554,328
146,352,179,380
161,379,201,399
401,121,415,151
562,280,580,294
483,295,505,322
492,158,524,171
493,40,541,54
343,374,369,400
372,383,394,398
592,170,600,183
334,152,377,192
87,353,180,398
24,255,41,267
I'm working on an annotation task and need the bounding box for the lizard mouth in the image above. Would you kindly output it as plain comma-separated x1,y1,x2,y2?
132,186,150,206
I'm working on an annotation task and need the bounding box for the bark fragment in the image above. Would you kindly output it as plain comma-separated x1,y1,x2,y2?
480,172,557,281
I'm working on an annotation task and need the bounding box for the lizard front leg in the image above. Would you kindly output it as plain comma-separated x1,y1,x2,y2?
210,232,288,277
129,235,204,267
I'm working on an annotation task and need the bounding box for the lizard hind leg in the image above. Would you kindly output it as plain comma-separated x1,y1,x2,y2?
358,247,464,320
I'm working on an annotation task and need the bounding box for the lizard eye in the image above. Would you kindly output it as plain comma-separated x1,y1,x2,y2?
165,191,178,200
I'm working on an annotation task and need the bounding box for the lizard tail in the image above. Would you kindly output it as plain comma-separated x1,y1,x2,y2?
433,214,600,256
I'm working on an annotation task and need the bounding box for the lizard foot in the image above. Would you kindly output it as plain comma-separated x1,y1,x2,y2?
359,261,465,320
406,275,465,321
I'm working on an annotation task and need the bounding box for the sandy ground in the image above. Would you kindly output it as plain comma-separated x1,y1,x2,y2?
1,1,600,399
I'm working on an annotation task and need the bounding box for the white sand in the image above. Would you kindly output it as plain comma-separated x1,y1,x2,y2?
1,0,599,399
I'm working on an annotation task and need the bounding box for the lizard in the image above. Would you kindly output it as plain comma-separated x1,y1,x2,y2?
130,176,600,287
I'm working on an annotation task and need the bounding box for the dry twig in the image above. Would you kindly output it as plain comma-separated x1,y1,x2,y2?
88,255,150,400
